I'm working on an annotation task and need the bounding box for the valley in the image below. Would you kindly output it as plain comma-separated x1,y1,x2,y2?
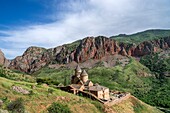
0,29,169,113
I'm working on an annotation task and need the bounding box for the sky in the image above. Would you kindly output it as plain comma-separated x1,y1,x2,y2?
0,0,170,59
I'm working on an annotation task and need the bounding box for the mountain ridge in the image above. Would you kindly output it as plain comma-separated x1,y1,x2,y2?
0,29,170,73
9,36,170,73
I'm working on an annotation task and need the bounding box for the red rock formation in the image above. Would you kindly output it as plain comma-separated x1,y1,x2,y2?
8,36,170,73
73,36,121,62
9,46,51,73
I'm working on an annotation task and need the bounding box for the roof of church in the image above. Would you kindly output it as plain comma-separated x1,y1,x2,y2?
81,70,88,76
75,65,82,72
86,85,108,91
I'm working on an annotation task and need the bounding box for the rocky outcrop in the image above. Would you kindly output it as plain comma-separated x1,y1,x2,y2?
54,36,170,63
8,36,170,73
12,86,30,94
54,36,122,64
74,36,121,62
9,46,51,73
132,37,170,56
0,50,10,67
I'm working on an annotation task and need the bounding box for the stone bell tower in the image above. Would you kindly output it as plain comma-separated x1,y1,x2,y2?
80,70,88,83
75,65,82,77
71,65,82,84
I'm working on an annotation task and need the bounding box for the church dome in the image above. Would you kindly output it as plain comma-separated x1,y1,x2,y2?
81,70,88,76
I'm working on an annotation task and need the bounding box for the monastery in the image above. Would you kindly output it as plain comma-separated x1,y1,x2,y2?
59,65,110,101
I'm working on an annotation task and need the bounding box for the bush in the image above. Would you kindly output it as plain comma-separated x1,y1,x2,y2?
48,88,54,94
36,78,60,85
47,102,71,113
7,98,25,113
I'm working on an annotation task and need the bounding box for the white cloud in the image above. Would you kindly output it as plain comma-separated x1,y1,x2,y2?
0,0,170,59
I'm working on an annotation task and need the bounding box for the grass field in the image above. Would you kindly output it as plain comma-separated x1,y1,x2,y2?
111,29,170,44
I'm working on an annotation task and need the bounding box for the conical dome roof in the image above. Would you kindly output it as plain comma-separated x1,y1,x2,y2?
75,65,82,73
81,70,88,76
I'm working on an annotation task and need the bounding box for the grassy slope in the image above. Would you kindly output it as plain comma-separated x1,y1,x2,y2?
111,29,170,44
0,77,103,113
0,77,162,113
34,58,153,93
64,40,81,52
111,95,161,113
88,58,152,92
0,66,35,83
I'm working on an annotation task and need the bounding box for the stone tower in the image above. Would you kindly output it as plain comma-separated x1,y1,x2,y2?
80,70,88,83
75,65,82,77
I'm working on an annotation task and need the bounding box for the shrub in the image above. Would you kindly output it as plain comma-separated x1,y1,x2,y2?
36,78,60,85
48,88,54,94
7,98,25,113
47,102,71,113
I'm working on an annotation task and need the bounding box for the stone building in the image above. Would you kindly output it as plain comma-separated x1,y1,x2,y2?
70,65,110,100
85,84,110,100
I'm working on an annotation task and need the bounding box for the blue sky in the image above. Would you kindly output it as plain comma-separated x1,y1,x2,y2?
0,0,170,59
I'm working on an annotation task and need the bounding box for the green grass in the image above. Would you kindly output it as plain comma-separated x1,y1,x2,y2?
64,40,81,52
0,77,103,113
0,66,35,83
88,58,152,92
111,29,170,44
111,96,162,113
33,67,73,85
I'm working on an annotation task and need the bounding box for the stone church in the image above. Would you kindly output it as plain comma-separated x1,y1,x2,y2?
70,65,110,100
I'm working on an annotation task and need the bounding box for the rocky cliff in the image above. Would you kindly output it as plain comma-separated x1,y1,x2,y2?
8,36,170,73
0,50,10,67
53,36,170,63
9,47,51,73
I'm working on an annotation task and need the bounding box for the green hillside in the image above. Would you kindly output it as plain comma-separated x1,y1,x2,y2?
0,77,104,113
111,29,170,44
33,57,170,112
0,67,162,113
0,66,35,83
33,58,153,92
